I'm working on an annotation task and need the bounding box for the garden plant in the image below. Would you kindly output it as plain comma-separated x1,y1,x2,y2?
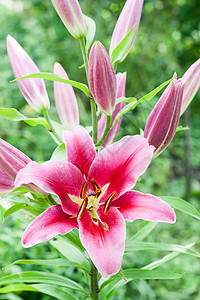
0,0,200,299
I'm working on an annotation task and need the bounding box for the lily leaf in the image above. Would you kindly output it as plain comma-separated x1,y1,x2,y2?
130,221,158,241
125,241,200,258
0,108,48,128
51,143,67,161
161,196,200,220
12,72,89,96
100,269,182,299
12,258,89,274
112,77,173,128
176,125,189,132
84,14,96,51
50,235,89,270
143,243,195,270
115,97,137,105
0,271,87,295
111,26,135,64
3,203,38,221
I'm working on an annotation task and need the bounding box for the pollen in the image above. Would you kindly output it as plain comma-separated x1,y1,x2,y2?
103,191,117,214
80,181,88,199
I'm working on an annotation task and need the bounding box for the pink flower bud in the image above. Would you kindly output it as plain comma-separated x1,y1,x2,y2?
89,41,117,115
7,35,50,112
144,77,184,157
0,138,46,195
181,58,200,115
54,62,79,129
109,0,144,61
98,72,126,147
51,0,86,39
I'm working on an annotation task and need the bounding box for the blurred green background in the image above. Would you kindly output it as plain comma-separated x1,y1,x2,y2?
0,0,200,299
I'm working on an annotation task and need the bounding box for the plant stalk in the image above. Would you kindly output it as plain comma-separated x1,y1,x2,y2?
90,261,99,300
43,109,62,144
95,115,111,147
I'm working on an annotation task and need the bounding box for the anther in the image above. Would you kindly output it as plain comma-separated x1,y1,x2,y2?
100,222,109,231
95,188,101,197
103,191,117,214
77,197,88,220
91,178,101,192
80,181,88,199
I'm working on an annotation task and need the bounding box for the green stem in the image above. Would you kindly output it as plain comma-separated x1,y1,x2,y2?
79,37,98,143
91,98,98,143
43,109,62,144
90,262,99,300
95,115,111,147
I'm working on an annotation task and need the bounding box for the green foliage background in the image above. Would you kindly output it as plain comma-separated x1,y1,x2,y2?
0,0,200,299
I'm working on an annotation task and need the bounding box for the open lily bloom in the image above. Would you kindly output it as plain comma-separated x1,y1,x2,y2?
15,126,176,277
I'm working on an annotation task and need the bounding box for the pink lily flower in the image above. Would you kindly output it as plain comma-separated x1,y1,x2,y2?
181,58,200,115
51,0,86,39
7,35,50,112
15,126,176,277
54,62,79,129
89,41,117,115
109,0,144,62
0,138,46,195
98,72,126,147
144,75,184,157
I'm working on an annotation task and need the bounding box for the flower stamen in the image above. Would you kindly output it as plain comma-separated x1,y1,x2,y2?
103,191,117,214
77,197,88,220
80,181,88,199
91,178,101,192
95,188,101,197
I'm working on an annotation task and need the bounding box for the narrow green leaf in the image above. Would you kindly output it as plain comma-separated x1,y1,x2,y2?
112,78,173,128
0,284,78,300
12,73,89,96
142,243,195,270
161,196,200,220
12,258,89,274
3,203,38,220
137,77,172,103
0,284,38,293
0,108,48,128
176,125,189,132
115,97,137,105
0,108,26,121
125,241,200,258
84,14,96,51
100,269,182,298
117,269,127,282
130,221,158,241
0,271,86,295
111,26,135,64
50,235,89,270
143,252,179,270
51,143,67,161
32,284,78,300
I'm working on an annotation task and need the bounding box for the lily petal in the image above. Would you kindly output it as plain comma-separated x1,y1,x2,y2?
88,135,154,201
15,161,85,214
63,125,96,177
114,191,176,223
54,62,79,128
22,204,78,247
0,183,13,194
78,207,126,277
